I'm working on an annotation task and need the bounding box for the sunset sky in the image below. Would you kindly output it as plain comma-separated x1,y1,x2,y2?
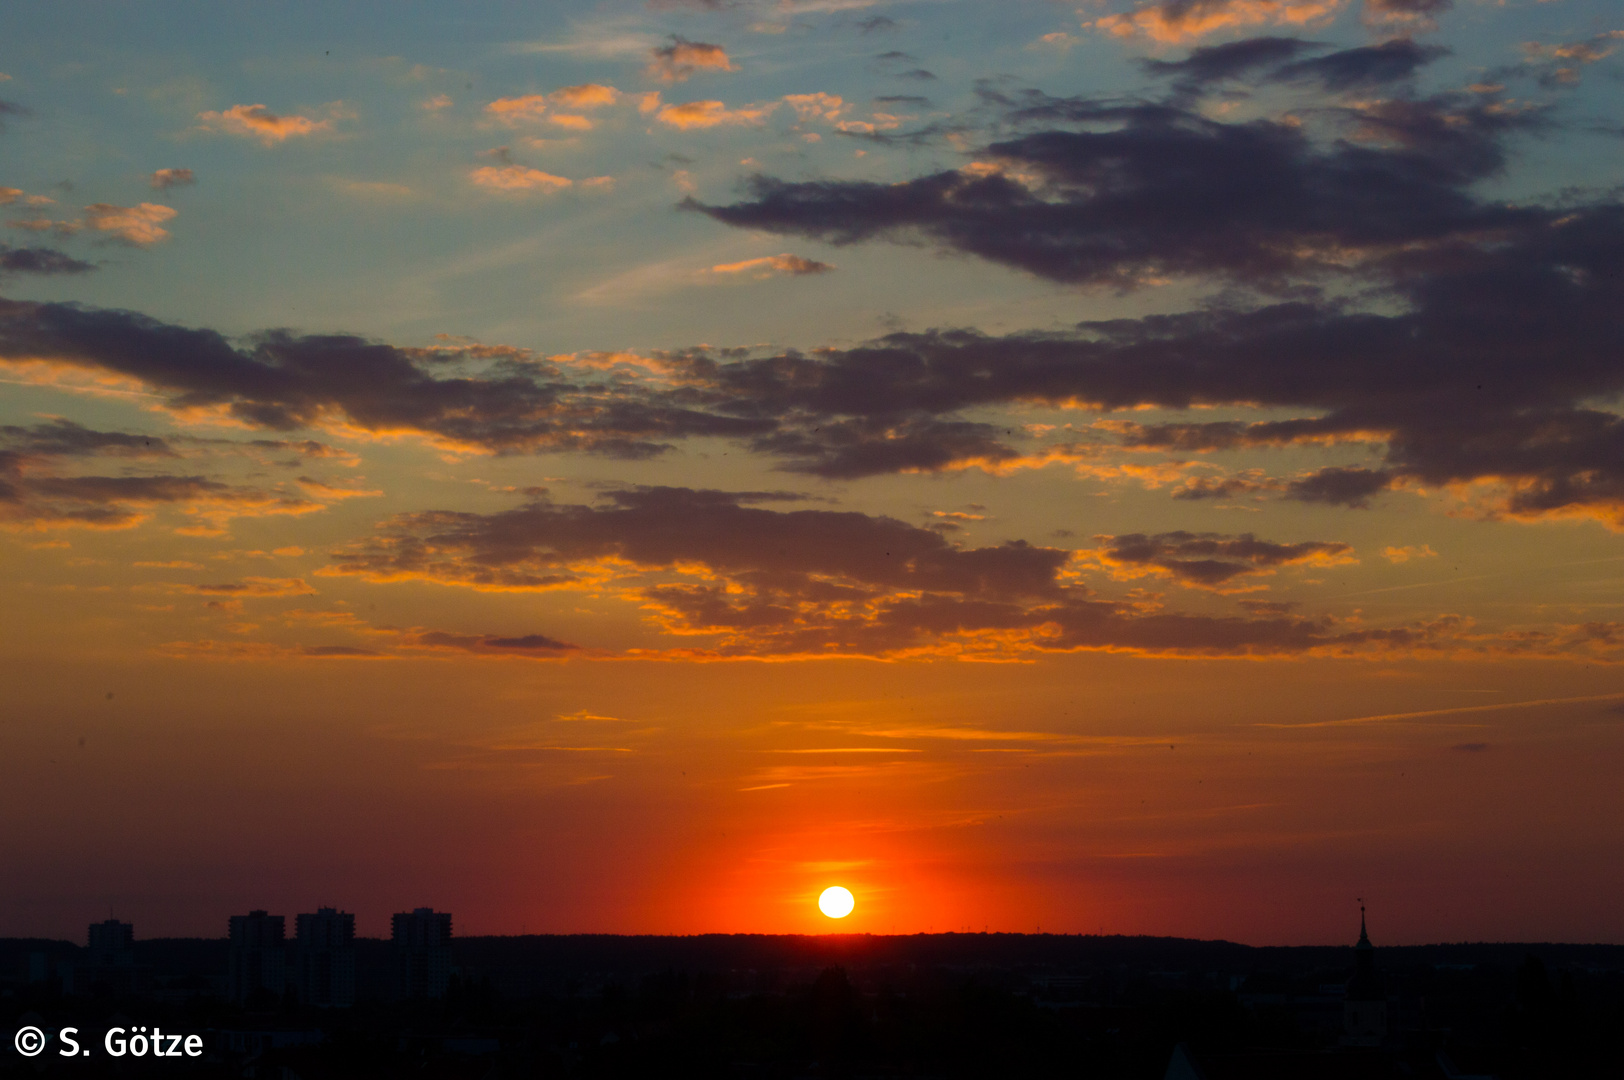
3,0,1623,946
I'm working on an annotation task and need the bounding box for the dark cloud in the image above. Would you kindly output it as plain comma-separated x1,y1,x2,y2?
302,645,380,657
898,69,937,81
1270,40,1449,92
0,419,322,530
1451,742,1489,752
1142,36,1323,92
750,415,1018,478
1094,531,1352,587
858,16,898,33
1,419,175,459
412,630,579,655
8,75,1624,526
687,95,1533,289
875,95,931,106
0,100,28,129
0,245,96,277
1286,467,1393,508
0,298,771,456
326,487,1423,658
1143,37,1447,96
1171,475,1279,501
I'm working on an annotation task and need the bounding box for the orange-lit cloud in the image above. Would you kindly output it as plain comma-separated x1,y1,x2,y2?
149,168,195,190
1083,532,1357,590
1092,0,1346,43
709,254,834,278
195,103,346,144
82,203,177,246
315,487,1483,661
656,99,778,129
468,165,573,191
485,84,623,128
647,37,737,83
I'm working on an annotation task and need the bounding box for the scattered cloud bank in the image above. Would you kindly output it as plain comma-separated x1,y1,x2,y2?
0,419,347,533
308,486,1619,661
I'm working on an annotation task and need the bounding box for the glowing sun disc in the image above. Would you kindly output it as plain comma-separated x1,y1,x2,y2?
818,886,855,919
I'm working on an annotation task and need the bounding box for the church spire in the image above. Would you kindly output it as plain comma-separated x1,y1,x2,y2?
1358,902,1371,949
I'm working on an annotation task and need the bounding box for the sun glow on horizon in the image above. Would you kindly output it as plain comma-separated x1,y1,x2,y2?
818,886,855,919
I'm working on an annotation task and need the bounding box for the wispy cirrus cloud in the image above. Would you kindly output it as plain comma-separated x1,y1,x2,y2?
709,253,833,277
468,164,575,191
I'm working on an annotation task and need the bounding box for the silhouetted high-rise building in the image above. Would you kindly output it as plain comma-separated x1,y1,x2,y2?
76,919,141,996
1341,905,1387,1047
391,907,453,1000
227,910,287,1005
292,907,355,1007
86,920,134,967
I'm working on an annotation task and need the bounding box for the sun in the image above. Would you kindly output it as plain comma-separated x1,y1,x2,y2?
818,885,855,919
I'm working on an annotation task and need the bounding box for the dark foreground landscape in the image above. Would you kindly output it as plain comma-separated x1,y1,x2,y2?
6,931,1623,1079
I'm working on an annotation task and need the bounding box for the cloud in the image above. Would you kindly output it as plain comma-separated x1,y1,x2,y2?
11,79,1624,533
187,577,318,598
1382,544,1437,563
1090,531,1354,588
784,92,847,123
7,200,176,246
82,203,177,246
709,253,834,277
1270,40,1448,91
149,168,195,190
1364,0,1451,29
410,630,580,655
0,420,336,532
552,83,621,108
648,37,738,83
322,486,1464,659
484,84,623,127
686,93,1530,290
1522,32,1624,84
195,103,346,144
468,164,573,191
656,99,778,129
0,244,95,277
1092,0,1347,44
1141,36,1321,91
1286,467,1392,508
0,99,27,130
0,300,771,458
1141,36,1447,98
